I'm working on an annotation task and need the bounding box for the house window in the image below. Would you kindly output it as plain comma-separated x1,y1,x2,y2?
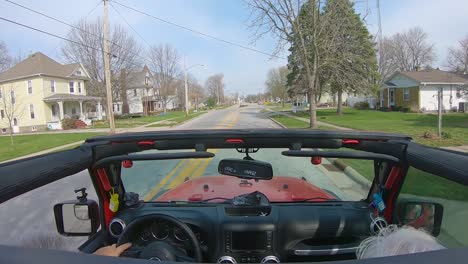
69,82,75,93
27,80,32,94
403,88,410,101
13,118,18,126
10,90,15,104
0,110,4,119
0,89,2,99
145,76,150,85
134,89,137,96
51,80,56,93
117,104,120,111
72,107,76,115
30,104,35,119
456,87,462,99
78,82,82,93
75,70,81,76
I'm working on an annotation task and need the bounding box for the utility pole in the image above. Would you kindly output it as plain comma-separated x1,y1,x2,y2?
438,87,443,138
184,56,189,117
103,0,115,133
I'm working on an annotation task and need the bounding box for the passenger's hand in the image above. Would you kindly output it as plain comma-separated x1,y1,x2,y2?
93,243,132,257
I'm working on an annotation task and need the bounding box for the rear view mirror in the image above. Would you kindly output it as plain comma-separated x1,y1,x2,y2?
218,159,273,180
54,189,100,236
396,199,443,236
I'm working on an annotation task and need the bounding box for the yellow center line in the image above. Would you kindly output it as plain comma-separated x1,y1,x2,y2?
190,110,240,179
143,109,237,200
166,159,202,189
143,159,188,201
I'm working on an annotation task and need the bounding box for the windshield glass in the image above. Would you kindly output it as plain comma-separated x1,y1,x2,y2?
121,148,372,202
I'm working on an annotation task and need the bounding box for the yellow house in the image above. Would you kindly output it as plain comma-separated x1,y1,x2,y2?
0,52,102,133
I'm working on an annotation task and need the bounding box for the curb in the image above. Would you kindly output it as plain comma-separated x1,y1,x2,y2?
328,158,372,189
268,116,287,128
171,111,208,127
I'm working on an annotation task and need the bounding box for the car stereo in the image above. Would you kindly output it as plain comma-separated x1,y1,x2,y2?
225,231,273,253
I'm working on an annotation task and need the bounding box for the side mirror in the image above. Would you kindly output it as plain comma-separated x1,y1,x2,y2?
395,199,443,236
54,198,100,236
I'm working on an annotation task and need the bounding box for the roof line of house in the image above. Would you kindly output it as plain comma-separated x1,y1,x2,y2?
420,82,467,85
0,73,89,84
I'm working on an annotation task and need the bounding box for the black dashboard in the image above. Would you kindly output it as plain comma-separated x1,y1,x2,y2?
108,202,372,263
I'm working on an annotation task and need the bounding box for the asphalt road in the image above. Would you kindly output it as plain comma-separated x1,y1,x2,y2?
0,104,366,251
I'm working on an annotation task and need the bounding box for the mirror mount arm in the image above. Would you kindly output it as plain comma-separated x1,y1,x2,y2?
75,188,88,203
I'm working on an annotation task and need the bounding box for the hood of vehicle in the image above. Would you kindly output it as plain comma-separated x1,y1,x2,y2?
155,176,336,202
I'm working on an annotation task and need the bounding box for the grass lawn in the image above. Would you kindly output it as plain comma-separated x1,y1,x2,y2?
147,111,207,127
268,103,308,112
293,108,468,147
270,115,334,130
271,115,309,128
91,111,186,128
273,108,468,200
340,159,468,201
0,133,104,162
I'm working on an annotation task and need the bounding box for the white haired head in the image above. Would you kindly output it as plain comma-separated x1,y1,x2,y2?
357,225,445,259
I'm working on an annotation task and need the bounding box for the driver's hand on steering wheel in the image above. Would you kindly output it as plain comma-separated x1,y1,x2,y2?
93,243,132,257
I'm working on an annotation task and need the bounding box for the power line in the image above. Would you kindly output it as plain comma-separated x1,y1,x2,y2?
4,0,126,52
109,2,152,48
110,0,287,60
4,0,100,37
0,16,114,56
3,0,153,66
0,16,178,79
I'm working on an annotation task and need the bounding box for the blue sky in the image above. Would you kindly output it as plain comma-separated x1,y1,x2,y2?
1,0,468,95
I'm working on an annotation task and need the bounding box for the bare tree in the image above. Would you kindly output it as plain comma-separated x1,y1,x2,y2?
0,85,24,145
175,73,204,110
190,80,205,110
377,37,398,85
0,41,12,72
265,66,289,107
447,35,468,73
61,18,142,113
205,74,225,104
390,27,435,71
148,44,181,113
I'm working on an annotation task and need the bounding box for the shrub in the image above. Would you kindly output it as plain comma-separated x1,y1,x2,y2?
61,118,78,130
422,131,435,139
379,107,390,112
354,101,370,110
391,106,403,111
402,107,410,113
206,97,216,108
441,131,452,139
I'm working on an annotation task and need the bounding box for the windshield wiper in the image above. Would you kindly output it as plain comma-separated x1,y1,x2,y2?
165,197,232,203
281,197,341,203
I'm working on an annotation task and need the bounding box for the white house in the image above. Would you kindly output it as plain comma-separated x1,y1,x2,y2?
382,70,468,112
114,66,179,115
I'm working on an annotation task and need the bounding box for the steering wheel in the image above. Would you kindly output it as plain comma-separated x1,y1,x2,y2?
117,214,202,262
